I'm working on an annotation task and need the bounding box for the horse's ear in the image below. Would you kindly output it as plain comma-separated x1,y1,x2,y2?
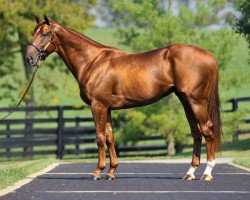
44,15,50,25
34,15,40,24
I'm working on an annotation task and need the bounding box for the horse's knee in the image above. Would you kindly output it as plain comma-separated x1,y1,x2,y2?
193,135,202,142
96,134,106,146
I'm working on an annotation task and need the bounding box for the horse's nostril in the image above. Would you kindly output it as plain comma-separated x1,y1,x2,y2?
26,56,33,65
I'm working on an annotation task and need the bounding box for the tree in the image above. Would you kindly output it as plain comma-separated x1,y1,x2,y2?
108,0,238,154
0,0,96,107
0,0,96,154
233,0,250,48
108,0,236,70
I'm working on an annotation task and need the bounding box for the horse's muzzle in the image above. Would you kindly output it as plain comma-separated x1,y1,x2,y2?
25,55,41,66
26,56,34,66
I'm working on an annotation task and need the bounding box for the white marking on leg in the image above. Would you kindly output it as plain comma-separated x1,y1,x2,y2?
187,166,197,175
184,165,197,179
204,159,216,176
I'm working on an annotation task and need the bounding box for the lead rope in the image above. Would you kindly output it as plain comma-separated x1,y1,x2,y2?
0,26,55,121
0,65,39,121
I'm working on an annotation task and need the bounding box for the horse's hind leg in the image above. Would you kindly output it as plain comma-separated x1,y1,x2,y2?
177,93,202,180
187,96,216,181
105,110,118,180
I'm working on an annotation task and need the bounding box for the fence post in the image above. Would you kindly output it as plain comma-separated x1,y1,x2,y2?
57,106,64,159
75,117,80,154
231,98,238,112
6,124,10,153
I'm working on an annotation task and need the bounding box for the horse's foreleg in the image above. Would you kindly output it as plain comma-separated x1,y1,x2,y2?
90,102,108,180
105,114,118,180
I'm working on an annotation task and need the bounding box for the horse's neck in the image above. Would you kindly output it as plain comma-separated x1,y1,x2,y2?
55,24,105,79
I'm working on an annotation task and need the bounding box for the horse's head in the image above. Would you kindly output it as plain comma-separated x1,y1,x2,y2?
26,15,57,66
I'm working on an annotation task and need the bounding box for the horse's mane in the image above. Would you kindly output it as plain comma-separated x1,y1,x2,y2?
34,20,121,51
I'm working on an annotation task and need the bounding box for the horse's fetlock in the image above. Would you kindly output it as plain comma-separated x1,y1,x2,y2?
110,162,118,169
193,136,202,142
191,157,200,167
98,164,106,170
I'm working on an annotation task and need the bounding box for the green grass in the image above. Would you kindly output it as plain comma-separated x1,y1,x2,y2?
167,135,250,158
233,157,250,169
0,158,56,189
220,35,250,100
84,28,132,52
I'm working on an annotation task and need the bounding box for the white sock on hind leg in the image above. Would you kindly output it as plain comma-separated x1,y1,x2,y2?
187,166,197,175
204,159,216,176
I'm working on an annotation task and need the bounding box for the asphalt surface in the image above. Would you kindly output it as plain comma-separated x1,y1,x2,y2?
1,162,250,200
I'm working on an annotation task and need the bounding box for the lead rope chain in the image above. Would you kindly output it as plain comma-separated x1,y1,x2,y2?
0,65,39,121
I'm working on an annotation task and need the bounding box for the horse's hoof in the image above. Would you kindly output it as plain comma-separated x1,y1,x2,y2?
89,175,101,180
182,174,195,180
104,174,115,180
200,174,213,181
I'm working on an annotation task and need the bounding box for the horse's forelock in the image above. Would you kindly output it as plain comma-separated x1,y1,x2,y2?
33,22,51,36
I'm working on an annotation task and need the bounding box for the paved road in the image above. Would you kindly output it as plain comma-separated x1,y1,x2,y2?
1,162,250,200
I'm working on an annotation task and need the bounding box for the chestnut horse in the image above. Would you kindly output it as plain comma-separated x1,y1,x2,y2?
26,16,221,181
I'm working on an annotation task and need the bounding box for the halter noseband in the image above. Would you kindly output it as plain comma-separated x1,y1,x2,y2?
29,26,57,61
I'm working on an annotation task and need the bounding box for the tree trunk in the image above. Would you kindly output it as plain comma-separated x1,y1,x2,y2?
167,0,173,12
167,133,176,156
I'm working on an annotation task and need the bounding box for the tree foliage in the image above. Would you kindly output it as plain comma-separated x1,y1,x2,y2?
233,0,250,48
108,0,237,70
0,0,96,106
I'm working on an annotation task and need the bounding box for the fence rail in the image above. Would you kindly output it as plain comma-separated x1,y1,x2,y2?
225,97,250,140
0,97,249,158
0,106,166,159
225,97,250,112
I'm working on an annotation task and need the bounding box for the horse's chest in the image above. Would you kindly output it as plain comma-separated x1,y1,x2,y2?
79,77,102,105
79,86,92,105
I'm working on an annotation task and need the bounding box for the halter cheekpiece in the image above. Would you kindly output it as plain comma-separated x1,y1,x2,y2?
28,24,56,61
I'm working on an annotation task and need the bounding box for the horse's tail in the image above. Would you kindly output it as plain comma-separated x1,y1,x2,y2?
208,60,221,152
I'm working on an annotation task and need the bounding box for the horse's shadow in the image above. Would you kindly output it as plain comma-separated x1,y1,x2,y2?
117,176,182,180
38,175,183,181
